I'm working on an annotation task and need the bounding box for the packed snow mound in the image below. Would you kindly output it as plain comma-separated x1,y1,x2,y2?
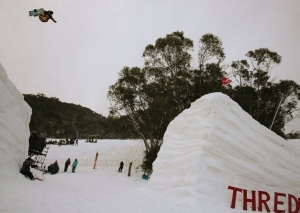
148,92,300,211
0,63,31,175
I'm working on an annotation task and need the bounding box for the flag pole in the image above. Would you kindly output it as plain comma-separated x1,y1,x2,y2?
221,78,223,92
270,95,284,130
221,82,223,92
128,162,132,177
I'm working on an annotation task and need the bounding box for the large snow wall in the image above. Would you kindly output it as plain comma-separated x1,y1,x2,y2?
0,63,32,175
148,92,300,212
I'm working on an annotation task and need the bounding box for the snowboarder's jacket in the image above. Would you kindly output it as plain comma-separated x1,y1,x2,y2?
72,159,78,167
48,161,59,174
39,11,56,23
52,161,59,170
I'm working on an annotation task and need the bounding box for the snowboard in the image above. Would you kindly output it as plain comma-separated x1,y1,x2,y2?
29,9,44,17
34,177,44,181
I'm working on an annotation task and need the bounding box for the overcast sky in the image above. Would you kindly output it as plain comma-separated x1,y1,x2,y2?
0,0,299,118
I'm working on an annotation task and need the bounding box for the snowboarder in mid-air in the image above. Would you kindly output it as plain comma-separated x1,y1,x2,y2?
29,8,57,23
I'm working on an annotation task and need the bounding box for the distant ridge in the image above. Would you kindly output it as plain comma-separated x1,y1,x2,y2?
24,94,138,139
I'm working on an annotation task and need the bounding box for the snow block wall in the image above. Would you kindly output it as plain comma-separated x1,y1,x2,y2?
0,63,31,175
148,93,300,212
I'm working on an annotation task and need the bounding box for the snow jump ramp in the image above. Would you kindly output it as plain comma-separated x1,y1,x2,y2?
148,92,300,213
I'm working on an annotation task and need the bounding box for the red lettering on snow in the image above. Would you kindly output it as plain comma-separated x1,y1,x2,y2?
274,192,286,213
288,194,300,213
243,189,256,211
228,186,300,213
258,190,271,212
228,186,243,208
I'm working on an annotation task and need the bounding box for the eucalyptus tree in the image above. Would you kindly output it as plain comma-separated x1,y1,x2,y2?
246,48,282,90
108,32,195,171
231,48,282,120
198,33,225,69
253,80,300,138
141,31,195,149
269,80,300,131
107,67,148,141
108,66,186,170
229,48,300,137
231,60,251,87
246,48,282,120
196,33,226,98
143,31,194,113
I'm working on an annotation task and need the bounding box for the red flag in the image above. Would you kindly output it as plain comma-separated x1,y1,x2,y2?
221,77,232,85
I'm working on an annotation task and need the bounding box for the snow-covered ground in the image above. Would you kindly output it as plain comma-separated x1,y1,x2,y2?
2,140,195,213
1,62,300,213
1,138,300,213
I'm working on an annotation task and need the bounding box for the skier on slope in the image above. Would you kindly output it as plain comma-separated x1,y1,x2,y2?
29,8,57,23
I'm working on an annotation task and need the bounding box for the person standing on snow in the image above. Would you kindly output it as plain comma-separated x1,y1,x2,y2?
118,161,124,172
72,159,78,173
64,158,71,172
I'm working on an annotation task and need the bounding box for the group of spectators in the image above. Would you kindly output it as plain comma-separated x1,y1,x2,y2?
46,138,79,146
86,136,97,143
21,158,144,181
46,158,79,174
20,157,79,181
64,158,78,173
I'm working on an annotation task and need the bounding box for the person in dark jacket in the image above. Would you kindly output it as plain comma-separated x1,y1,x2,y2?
64,158,71,172
20,157,35,180
118,161,124,172
72,159,78,173
48,160,59,174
